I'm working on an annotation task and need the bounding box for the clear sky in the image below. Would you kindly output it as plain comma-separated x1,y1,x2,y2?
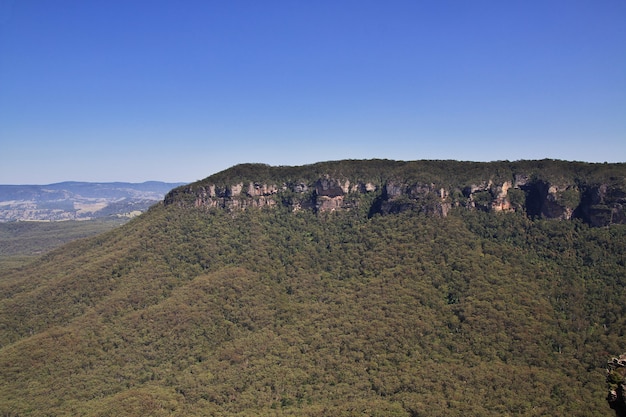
1,0,625,184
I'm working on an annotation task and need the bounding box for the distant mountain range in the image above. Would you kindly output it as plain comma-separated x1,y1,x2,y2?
0,181,186,222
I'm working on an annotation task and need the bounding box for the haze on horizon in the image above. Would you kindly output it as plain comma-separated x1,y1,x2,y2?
1,1,625,185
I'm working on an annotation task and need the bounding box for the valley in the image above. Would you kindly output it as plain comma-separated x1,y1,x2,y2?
0,181,184,222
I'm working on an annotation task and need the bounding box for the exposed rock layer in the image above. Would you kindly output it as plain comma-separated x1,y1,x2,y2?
608,354,626,417
164,160,626,227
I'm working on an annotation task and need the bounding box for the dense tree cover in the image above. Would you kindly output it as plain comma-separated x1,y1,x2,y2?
187,159,626,191
0,201,625,416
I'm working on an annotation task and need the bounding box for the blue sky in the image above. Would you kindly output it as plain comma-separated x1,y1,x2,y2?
1,0,625,184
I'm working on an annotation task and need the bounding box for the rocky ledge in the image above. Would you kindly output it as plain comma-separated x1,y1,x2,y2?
164,160,626,227
608,354,626,417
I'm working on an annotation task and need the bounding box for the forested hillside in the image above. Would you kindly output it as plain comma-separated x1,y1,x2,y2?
1,160,625,416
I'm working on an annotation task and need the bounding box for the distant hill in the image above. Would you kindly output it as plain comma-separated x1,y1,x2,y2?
0,181,186,221
1,160,625,416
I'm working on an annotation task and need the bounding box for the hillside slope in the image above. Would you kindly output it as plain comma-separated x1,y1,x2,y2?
1,160,625,416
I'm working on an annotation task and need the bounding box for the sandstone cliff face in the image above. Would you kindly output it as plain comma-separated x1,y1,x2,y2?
607,354,626,417
576,184,626,227
163,160,626,227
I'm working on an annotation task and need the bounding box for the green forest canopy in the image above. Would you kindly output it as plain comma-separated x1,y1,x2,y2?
1,159,625,416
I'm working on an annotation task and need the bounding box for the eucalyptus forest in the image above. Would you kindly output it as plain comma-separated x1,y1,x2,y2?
1,159,625,416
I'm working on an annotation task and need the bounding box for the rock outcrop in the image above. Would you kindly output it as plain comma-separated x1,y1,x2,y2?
608,354,626,417
163,160,626,227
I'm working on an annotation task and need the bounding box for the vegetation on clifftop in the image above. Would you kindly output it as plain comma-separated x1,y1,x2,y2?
167,159,626,227
188,159,626,189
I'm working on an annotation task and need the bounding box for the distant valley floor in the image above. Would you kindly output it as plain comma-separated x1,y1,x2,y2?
0,181,184,221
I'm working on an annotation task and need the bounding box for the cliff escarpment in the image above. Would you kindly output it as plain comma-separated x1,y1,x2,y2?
164,159,626,226
608,354,626,417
